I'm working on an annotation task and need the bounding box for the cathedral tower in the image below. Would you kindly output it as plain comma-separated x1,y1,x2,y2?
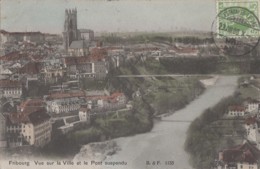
63,8,79,51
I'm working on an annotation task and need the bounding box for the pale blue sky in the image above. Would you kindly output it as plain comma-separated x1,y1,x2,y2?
1,0,216,34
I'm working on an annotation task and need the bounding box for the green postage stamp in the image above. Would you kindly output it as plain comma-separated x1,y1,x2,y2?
216,0,260,37
213,0,260,56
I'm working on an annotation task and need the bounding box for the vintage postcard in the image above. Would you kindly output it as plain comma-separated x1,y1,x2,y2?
0,0,260,169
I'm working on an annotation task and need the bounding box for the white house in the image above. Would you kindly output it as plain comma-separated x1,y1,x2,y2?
79,106,90,122
244,98,259,113
46,97,83,114
227,106,246,117
245,116,258,143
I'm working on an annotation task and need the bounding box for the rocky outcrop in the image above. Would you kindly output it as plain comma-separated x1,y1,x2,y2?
200,76,218,87
74,140,120,161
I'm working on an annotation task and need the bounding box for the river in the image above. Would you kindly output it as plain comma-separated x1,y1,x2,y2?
100,76,238,169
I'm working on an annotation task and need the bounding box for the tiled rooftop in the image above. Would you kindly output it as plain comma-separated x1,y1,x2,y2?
0,79,21,88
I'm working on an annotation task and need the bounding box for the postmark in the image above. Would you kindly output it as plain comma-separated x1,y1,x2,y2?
212,0,260,56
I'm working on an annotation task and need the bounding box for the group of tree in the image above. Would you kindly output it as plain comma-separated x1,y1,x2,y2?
159,57,219,74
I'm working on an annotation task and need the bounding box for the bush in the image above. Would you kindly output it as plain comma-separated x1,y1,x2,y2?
71,127,103,145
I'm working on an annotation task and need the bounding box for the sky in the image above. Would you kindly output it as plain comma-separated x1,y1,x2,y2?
1,0,216,34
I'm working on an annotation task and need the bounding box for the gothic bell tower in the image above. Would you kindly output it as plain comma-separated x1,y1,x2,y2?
63,8,78,51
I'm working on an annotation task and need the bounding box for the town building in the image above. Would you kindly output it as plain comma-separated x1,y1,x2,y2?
85,90,108,97
22,109,51,147
40,57,65,82
44,33,63,45
5,116,23,147
78,29,94,41
0,80,22,98
63,56,108,79
244,98,259,113
0,66,13,75
108,48,125,68
93,61,108,79
45,90,86,114
245,116,258,143
244,116,260,150
6,108,52,147
78,105,90,122
0,113,7,147
19,62,42,76
0,51,27,63
216,142,260,169
18,98,46,113
63,56,94,78
41,66,65,81
86,92,127,111
46,90,85,100
46,97,83,114
227,106,246,117
68,40,89,57
0,30,45,44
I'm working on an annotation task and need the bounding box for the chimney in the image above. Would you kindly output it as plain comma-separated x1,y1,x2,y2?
17,105,21,112
96,41,103,48
218,151,223,161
